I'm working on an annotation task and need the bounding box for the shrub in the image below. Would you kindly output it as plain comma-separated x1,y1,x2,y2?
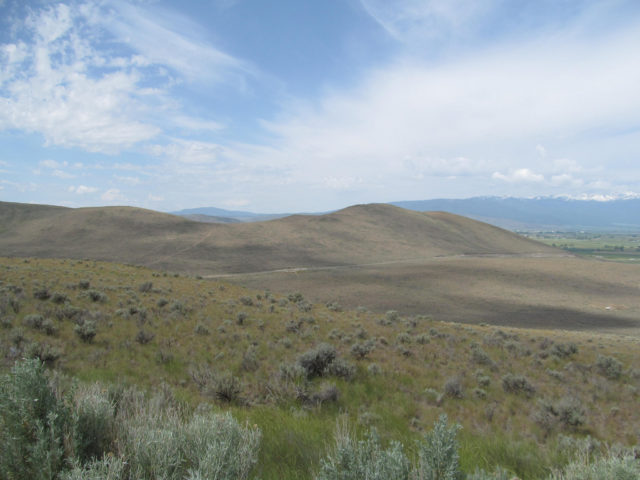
444,377,464,399
194,322,210,335
25,342,62,365
548,452,640,479
502,374,536,397
208,371,242,403
61,455,125,480
33,287,51,300
23,313,45,329
350,340,375,359
73,385,116,462
416,414,464,480
75,320,97,343
241,345,259,372
138,281,153,293
77,280,90,290
237,311,248,325
85,290,108,303
0,359,71,480
298,343,337,378
470,343,495,368
309,382,340,405
135,329,155,345
551,342,578,358
239,295,254,306
386,310,400,322
51,292,68,304
325,357,356,381
316,424,411,480
595,355,623,380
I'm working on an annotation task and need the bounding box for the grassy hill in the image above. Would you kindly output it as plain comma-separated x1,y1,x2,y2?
1,257,639,479
3,200,640,334
0,201,558,274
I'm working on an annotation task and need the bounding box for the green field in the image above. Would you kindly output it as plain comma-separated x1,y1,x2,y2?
524,232,640,263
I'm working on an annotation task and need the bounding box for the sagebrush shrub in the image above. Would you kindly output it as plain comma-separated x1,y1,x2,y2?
502,374,536,397
75,320,97,343
595,355,623,380
416,414,464,480
298,343,337,378
73,385,116,462
0,359,71,480
316,423,411,480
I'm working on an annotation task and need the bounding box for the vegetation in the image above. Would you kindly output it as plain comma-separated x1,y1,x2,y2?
1,257,639,479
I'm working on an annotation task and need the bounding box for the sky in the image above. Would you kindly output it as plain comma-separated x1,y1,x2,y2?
1,0,640,213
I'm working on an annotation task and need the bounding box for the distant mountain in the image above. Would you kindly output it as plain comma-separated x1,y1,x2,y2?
170,206,291,223
391,197,640,231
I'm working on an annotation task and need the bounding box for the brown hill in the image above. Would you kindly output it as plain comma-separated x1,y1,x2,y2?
0,202,558,274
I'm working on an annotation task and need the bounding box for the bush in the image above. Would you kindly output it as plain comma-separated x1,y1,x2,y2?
75,320,97,343
135,329,155,345
551,343,578,358
138,281,153,293
502,374,536,397
444,377,464,399
416,414,464,480
207,371,242,403
325,357,356,381
25,341,62,365
23,313,45,329
73,385,116,462
548,452,640,479
0,359,71,480
85,290,108,303
350,340,375,359
298,343,337,378
33,287,51,300
316,424,411,480
595,355,623,380
51,292,68,304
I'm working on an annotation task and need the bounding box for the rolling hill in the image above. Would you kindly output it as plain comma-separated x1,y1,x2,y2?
0,201,558,275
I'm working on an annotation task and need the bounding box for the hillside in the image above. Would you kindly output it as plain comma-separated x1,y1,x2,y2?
0,201,558,275
1,257,639,479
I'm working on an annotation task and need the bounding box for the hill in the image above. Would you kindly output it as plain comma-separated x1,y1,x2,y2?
0,201,558,275
1,257,639,479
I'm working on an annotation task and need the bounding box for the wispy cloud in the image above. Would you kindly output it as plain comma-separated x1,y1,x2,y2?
0,1,249,155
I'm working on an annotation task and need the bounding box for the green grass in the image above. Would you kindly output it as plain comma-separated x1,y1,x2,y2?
527,232,640,263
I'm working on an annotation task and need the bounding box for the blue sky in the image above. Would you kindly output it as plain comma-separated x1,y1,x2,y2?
1,0,640,212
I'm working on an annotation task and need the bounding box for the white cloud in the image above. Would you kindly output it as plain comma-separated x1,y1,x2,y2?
147,193,163,202
52,169,76,179
492,169,544,183
69,185,98,194
114,175,141,186
0,1,247,155
0,4,160,153
99,0,253,85
148,140,224,164
101,188,125,202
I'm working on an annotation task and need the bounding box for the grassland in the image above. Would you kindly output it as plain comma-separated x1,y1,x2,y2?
223,255,640,335
1,257,639,479
526,231,640,263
